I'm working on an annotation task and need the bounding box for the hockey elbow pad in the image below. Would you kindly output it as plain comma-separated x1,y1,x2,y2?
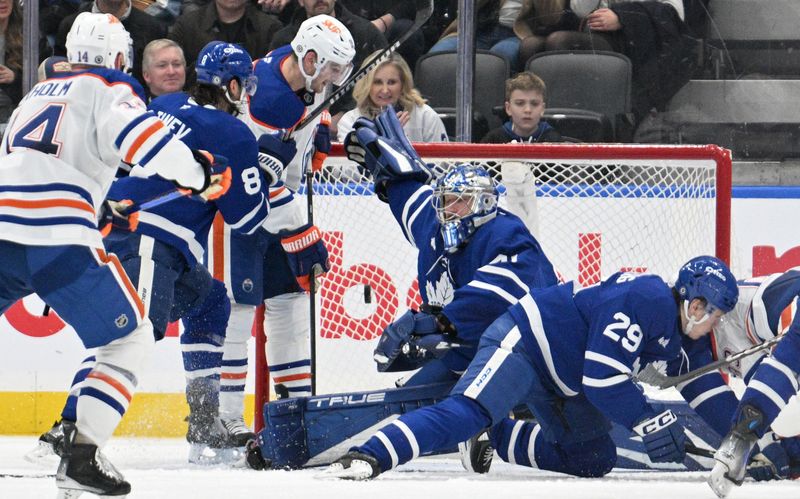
280,223,330,292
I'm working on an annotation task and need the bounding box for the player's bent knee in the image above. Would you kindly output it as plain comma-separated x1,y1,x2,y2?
562,434,616,478
94,319,156,375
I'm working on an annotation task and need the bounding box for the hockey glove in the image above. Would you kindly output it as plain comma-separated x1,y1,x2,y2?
633,408,687,463
374,310,441,372
748,432,790,481
257,133,297,186
280,223,330,292
344,108,432,201
311,111,332,173
184,150,232,201
98,199,138,237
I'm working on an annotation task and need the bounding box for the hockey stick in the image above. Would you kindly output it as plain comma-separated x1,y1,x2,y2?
686,443,716,460
289,0,434,134
636,333,786,389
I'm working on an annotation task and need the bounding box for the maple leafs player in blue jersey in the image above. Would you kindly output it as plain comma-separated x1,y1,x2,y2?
704,268,800,497
0,13,228,496
207,15,356,434
27,40,289,469
323,109,741,480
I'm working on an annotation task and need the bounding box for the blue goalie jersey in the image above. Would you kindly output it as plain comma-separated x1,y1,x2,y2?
507,272,683,430
108,93,270,265
385,179,558,372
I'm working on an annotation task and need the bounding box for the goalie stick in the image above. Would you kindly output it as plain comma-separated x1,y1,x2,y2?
636,333,786,389
288,0,434,135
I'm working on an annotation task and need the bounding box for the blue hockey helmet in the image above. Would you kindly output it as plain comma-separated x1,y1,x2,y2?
195,42,257,106
432,164,499,252
675,255,739,315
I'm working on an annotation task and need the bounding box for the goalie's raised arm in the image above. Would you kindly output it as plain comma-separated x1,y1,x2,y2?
344,106,432,202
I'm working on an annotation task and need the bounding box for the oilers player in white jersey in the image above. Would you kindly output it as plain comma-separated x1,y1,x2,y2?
207,15,356,433
28,41,289,467
702,269,800,496
0,13,227,497
323,108,740,479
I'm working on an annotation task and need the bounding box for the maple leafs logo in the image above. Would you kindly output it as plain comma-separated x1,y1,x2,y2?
425,272,454,308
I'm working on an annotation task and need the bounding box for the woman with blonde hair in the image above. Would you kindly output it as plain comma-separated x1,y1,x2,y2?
336,51,447,143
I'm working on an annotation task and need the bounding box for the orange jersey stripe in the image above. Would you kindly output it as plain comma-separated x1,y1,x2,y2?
87,370,132,402
221,372,248,380
268,185,287,200
273,373,313,383
123,120,164,164
0,198,95,215
211,212,226,281
95,248,145,319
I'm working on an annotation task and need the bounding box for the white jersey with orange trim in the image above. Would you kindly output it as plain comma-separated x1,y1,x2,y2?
0,67,205,249
711,269,800,379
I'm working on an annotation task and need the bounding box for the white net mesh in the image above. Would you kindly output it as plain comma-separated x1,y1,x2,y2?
299,143,730,394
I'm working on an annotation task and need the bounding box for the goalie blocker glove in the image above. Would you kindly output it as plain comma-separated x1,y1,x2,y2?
344,105,432,202
373,309,458,372
633,407,687,463
257,133,297,186
280,223,330,292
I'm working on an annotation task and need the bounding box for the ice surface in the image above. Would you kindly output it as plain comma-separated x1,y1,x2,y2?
1,436,798,499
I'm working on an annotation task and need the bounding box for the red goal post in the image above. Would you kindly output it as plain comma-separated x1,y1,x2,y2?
253,142,732,429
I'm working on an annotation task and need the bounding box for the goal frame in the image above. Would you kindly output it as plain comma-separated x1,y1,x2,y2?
253,142,732,430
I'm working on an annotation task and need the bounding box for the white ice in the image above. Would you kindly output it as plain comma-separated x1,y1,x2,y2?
1,436,798,499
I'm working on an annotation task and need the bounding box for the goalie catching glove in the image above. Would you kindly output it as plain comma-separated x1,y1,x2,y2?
633,407,687,463
176,149,232,201
280,223,330,292
374,309,459,372
257,133,297,186
344,105,432,202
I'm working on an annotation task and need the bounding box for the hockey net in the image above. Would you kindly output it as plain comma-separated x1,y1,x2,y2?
254,142,731,426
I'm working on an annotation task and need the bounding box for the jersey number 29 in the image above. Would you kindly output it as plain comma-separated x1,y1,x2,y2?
602,312,643,353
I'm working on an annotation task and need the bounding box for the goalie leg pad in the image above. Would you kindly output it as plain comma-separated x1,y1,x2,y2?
255,382,453,469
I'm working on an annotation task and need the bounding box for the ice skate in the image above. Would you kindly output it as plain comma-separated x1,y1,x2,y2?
187,413,237,465
220,416,256,448
319,451,381,480
55,422,130,498
707,405,762,498
25,420,66,466
459,431,494,474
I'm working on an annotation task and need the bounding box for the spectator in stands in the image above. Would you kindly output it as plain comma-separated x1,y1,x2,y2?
55,0,167,82
341,1,425,71
142,39,186,100
336,51,447,143
169,0,281,78
481,72,562,143
515,1,581,66
429,0,524,72
131,0,181,24
269,0,387,121
550,0,694,120
257,0,296,24
0,0,23,122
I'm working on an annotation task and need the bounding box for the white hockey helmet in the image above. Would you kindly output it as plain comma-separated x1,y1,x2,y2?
66,12,133,72
291,14,356,91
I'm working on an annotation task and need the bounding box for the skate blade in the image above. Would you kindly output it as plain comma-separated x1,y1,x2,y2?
707,462,737,498
25,441,60,467
316,461,374,481
188,444,244,466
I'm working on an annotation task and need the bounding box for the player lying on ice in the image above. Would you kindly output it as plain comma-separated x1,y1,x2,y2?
319,110,742,480
706,269,800,496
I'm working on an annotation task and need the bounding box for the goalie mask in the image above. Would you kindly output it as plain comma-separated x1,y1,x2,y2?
432,164,499,253
66,13,133,73
291,14,355,92
196,41,258,110
674,255,738,335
